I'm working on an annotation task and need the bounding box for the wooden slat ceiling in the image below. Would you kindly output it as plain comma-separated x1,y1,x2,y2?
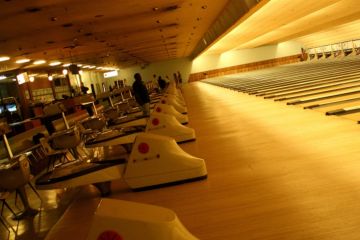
0,0,229,73
204,0,360,55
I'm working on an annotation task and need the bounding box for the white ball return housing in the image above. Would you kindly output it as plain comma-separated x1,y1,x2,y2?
146,113,195,143
36,132,207,193
160,96,187,114
87,198,198,240
153,103,188,124
84,111,195,148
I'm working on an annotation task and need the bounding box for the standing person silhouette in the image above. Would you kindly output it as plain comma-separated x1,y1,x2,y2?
132,73,150,116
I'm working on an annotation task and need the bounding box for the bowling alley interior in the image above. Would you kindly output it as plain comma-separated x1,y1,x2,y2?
1,0,360,239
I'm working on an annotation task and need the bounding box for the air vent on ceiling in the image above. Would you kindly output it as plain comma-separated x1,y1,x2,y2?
62,23,73,28
165,23,179,28
164,5,179,11
25,7,41,13
64,45,76,49
84,33,93,37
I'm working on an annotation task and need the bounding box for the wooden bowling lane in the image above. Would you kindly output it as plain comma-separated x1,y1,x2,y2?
110,83,360,240
275,85,360,102
313,101,360,114
340,111,360,122
206,59,360,95
300,94,360,109
262,77,360,99
252,68,360,94
287,89,360,105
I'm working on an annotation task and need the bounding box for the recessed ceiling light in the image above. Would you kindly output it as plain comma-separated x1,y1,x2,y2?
49,61,61,66
48,75,53,81
34,60,46,65
16,59,30,64
62,69,68,75
0,56,10,62
63,63,71,67
29,76,35,82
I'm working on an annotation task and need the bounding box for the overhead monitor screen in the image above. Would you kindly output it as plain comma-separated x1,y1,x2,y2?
6,104,17,112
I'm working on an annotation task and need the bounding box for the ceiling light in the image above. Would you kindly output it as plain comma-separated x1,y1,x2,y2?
83,65,90,68
62,69,68,75
29,76,35,82
77,64,83,67
34,60,46,65
0,56,10,62
63,63,71,67
48,75,53,81
89,66,96,69
0,75,6,80
96,67,103,70
49,61,61,66
16,59,30,64
12,78,17,82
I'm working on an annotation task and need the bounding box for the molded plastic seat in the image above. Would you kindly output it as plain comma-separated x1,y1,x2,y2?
0,155,31,191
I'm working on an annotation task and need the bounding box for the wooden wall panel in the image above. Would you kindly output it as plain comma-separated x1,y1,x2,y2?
188,54,303,82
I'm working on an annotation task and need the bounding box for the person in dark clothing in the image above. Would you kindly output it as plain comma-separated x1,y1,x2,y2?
157,76,167,92
132,73,150,116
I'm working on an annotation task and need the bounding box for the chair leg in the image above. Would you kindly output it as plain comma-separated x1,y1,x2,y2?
3,201,17,217
28,183,42,203
0,217,10,235
0,215,16,234
0,200,17,234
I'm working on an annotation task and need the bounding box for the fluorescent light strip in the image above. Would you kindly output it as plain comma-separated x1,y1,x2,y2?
16,59,30,64
34,60,46,65
0,56,10,62
49,62,61,66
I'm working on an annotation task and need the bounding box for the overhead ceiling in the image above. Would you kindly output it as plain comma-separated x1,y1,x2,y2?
203,0,360,55
0,0,230,73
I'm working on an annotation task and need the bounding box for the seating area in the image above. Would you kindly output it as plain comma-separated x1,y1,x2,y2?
0,79,209,239
203,55,360,124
